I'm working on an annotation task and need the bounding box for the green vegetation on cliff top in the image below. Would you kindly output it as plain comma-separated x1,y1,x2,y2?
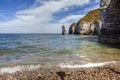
80,9,101,22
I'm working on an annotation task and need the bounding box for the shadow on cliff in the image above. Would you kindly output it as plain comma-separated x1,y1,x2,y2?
99,0,120,49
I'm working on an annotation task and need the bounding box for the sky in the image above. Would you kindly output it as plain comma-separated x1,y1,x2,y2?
0,0,100,33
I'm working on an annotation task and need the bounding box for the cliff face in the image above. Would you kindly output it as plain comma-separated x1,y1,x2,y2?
69,9,102,35
75,21,91,34
75,9,101,35
99,0,120,43
100,0,111,9
69,23,76,34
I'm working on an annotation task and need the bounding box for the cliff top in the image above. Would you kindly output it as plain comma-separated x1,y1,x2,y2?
78,9,101,23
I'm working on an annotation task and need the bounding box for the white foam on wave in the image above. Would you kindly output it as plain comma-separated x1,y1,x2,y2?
59,61,116,68
0,64,41,73
0,61,117,73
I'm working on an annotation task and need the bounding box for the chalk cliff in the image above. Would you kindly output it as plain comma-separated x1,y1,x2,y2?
99,0,120,43
68,9,102,35
69,23,76,34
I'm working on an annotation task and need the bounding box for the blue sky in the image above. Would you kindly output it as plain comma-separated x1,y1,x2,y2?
0,0,100,33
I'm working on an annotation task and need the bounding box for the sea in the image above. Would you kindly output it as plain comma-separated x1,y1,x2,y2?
0,34,120,73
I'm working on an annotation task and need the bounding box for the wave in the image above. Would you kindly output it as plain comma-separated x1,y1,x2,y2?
0,64,41,73
0,61,117,74
59,61,117,68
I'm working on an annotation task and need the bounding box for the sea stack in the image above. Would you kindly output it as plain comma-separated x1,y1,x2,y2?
62,25,67,35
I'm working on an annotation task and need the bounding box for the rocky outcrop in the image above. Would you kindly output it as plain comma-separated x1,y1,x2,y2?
75,21,91,35
62,25,67,35
69,23,76,34
99,0,120,43
100,0,111,9
74,9,101,35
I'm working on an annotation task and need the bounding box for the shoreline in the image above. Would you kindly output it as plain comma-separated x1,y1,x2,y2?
0,61,116,73
0,61,120,80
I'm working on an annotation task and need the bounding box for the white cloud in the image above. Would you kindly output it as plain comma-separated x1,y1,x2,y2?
0,13,11,20
95,0,100,2
0,0,90,33
59,14,84,23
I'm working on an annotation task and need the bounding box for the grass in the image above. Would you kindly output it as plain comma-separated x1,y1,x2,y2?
80,9,101,23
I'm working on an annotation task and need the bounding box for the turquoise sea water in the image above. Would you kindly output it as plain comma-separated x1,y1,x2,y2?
0,34,119,67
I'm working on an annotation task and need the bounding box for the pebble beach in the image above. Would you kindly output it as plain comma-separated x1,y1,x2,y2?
0,62,120,80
